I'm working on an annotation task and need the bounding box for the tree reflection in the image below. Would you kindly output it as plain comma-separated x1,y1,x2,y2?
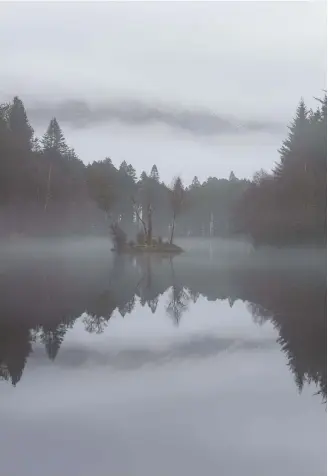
165,258,191,326
118,296,136,317
0,250,325,404
148,296,159,314
0,324,32,386
247,302,272,326
40,323,68,360
188,289,200,304
82,314,108,334
166,285,190,326
247,279,326,403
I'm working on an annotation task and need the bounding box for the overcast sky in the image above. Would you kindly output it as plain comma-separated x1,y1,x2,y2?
0,1,326,184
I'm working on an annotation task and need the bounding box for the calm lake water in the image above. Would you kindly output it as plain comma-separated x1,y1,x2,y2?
0,239,326,476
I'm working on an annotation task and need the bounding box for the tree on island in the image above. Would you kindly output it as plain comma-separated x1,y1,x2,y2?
169,177,184,245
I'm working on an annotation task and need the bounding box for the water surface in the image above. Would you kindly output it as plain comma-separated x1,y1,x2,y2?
0,239,326,476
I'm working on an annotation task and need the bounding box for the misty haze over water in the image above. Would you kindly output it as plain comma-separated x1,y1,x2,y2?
0,239,326,476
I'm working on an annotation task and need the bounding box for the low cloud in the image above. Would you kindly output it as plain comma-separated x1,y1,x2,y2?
26,99,284,136
30,334,277,370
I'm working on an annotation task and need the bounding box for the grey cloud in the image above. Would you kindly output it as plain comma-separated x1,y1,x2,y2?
26,99,285,137
30,334,277,371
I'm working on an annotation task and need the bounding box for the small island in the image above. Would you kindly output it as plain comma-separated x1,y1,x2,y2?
112,241,183,255
110,222,183,255
109,177,185,255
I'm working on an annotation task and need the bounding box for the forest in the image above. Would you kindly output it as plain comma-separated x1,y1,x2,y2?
0,94,326,246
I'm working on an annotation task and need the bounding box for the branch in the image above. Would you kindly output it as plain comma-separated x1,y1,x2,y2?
131,197,147,235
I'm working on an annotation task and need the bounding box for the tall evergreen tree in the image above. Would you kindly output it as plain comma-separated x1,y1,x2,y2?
41,118,68,155
238,94,327,246
40,323,67,360
191,176,201,188
104,157,114,167
274,98,309,177
65,147,79,161
150,164,159,182
31,137,41,153
8,96,34,150
119,160,129,173
229,171,237,182
126,164,137,182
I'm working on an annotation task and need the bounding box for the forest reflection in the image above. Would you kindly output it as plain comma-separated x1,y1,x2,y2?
0,251,326,404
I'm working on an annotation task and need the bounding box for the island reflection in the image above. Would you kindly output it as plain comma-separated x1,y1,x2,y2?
0,250,326,404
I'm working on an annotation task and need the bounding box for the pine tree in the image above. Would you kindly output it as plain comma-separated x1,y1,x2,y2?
31,137,41,153
308,107,322,125
315,93,327,123
41,118,68,155
0,103,10,133
150,164,159,182
8,96,34,150
104,157,114,167
229,171,237,182
191,176,200,188
126,164,137,182
41,323,67,360
274,98,309,177
140,171,148,182
119,160,129,173
66,147,79,161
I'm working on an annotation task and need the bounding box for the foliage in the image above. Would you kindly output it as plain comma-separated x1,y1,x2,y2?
235,94,327,246
42,118,68,155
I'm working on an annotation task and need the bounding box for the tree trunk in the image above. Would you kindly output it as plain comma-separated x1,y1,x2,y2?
44,164,52,212
131,198,147,237
169,212,176,244
147,204,152,245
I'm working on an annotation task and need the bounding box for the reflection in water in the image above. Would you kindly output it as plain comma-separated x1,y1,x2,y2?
0,250,326,404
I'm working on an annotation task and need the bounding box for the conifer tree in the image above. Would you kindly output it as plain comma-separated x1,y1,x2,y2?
126,164,137,182
8,96,34,150
150,164,159,182
229,171,237,182
274,98,309,177
191,176,201,188
41,323,67,360
119,160,129,173
42,118,68,155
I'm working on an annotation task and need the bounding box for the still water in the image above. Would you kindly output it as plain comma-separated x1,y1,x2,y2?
0,239,326,476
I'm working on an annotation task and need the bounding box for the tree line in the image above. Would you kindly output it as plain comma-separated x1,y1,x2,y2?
236,94,327,246
0,94,326,245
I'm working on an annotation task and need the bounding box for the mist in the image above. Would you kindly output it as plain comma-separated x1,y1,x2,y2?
0,1,326,474
26,98,285,136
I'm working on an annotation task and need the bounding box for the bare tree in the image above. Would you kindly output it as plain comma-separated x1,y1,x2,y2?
169,176,184,244
131,197,147,237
